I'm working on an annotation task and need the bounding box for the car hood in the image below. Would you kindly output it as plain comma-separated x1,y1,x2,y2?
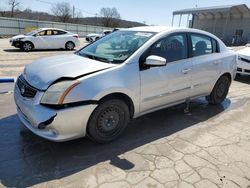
237,47,250,57
12,34,26,40
24,54,117,90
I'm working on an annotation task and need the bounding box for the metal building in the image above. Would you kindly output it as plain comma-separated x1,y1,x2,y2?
172,4,250,45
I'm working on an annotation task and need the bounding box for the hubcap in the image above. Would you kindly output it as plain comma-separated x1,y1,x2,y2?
97,107,120,134
67,43,74,49
23,43,32,51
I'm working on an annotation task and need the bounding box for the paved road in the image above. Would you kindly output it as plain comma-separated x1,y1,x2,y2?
0,39,250,187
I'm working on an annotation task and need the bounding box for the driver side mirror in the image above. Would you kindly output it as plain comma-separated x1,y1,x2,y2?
144,55,166,67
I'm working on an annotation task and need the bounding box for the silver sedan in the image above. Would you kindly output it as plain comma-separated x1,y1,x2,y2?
14,26,237,143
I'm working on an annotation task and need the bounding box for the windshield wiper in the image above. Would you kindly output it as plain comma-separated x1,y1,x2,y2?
78,52,113,64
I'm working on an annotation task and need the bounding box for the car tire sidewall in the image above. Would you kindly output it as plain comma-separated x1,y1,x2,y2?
207,75,230,105
65,41,75,50
87,99,129,143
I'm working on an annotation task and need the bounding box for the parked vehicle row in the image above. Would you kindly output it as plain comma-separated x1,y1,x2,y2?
14,26,237,143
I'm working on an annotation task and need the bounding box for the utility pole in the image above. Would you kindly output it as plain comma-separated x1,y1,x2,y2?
73,5,75,19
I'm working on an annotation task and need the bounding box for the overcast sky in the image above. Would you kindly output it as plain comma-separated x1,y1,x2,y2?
2,0,250,26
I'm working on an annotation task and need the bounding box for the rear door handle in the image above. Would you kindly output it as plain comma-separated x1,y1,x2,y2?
182,68,191,74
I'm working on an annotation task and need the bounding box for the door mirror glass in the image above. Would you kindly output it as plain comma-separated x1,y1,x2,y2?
145,55,166,67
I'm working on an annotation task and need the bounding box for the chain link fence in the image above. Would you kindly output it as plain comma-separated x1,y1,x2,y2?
0,17,111,38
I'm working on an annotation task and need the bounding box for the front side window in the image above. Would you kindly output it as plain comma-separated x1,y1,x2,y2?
77,30,155,64
145,34,188,63
191,34,212,57
36,30,46,36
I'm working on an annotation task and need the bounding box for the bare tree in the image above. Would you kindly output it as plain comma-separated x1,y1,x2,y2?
8,0,21,17
51,2,71,23
100,7,121,27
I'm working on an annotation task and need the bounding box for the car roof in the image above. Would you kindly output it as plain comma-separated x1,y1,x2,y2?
124,26,214,35
39,28,68,32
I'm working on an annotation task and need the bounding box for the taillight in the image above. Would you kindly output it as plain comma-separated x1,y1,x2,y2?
73,35,79,38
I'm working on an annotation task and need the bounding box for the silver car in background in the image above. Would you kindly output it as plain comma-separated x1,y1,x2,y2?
14,26,237,143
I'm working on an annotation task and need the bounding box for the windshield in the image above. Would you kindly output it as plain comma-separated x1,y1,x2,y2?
77,30,155,64
24,29,41,36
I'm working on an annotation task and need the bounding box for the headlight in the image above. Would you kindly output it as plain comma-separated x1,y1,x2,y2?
15,37,25,41
238,56,250,63
41,80,80,105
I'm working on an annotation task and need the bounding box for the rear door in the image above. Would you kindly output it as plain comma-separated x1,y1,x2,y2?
51,30,68,48
189,33,221,97
140,33,193,113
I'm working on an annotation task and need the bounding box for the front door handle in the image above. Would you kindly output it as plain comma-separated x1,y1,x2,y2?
182,68,191,74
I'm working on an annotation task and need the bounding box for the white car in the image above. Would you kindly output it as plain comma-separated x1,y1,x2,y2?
14,26,237,143
85,30,112,42
237,46,250,75
9,28,80,52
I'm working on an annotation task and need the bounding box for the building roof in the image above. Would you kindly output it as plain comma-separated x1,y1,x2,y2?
173,4,250,15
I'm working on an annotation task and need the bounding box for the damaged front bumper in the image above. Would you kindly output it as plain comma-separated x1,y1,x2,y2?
14,84,97,142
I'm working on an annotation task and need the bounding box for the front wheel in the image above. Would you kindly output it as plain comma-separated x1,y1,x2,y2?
22,41,33,52
87,99,130,143
206,75,231,105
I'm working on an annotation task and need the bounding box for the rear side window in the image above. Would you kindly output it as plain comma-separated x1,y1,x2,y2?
191,34,212,57
212,39,220,53
53,30,67,35
146,34,188,63
190,34,220,57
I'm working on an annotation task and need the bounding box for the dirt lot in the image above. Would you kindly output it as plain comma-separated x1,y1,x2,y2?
0,39,250,188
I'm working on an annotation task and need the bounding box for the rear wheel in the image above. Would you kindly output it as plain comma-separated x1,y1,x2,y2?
206,75,231,105
22,41,33,52
87,99,129,143
65,41,75,50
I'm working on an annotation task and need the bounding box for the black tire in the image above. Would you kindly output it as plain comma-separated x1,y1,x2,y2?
87,99,130,143
22,41,33,52
65,41,75,50
235,73,241,79
206,75,231,105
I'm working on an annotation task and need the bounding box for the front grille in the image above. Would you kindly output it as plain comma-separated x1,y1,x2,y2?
237,68,242,72
17,75,37,98
245,69,250,73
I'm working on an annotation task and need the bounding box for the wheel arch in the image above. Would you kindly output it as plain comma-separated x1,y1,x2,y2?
98,92,135,119
23,40,34,48
219,72,232,84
